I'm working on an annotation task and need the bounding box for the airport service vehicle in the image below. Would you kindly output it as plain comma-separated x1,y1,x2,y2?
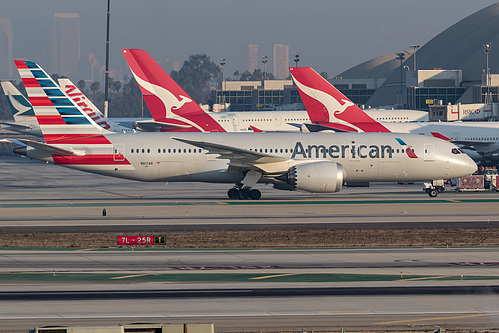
122,49,428,133
290,67,499,163
12,60,475,199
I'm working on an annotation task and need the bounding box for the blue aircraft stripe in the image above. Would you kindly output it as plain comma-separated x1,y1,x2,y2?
57,107,81,116
31,70,48,78
24,61,39,69
395,138,407,145
44,89,65,96
38,79,57,88
49,98,73,107
63,117,91,125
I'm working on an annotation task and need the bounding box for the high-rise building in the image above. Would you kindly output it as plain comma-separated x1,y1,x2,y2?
51,13,80,77
0,18,14,78
273,44,289,80
249,44,258,73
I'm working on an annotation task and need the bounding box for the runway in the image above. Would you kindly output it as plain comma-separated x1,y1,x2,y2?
1,156,499,332
0,247,499,331
1,156,499,233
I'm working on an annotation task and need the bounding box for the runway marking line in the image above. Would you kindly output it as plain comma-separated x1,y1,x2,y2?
396,275,454,281
250,273,301,280
374,312,499,325
110,274,153,280
72,248,95,252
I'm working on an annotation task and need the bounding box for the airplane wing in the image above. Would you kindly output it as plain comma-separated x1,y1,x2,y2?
134,120,192,132
172,137,291,174
18,139,86,156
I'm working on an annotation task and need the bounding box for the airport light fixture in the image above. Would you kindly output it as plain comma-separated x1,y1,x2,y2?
220,58,226,107
294,54,300,67
396,52,406,106
410,45,419,71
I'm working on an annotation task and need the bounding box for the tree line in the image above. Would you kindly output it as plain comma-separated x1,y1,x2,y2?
0,53,327,120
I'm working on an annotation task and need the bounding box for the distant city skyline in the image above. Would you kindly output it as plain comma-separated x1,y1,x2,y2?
1,0,498,83
273,44,289,79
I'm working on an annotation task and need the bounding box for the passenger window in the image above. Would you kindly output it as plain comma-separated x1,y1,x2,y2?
158,149,161,153
142,149,145,153
131,149,134,153
147,149,150,153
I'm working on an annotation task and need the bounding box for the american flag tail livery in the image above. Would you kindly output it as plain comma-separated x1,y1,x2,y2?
289,67,390,133
122,49,225,132
14,60,132,169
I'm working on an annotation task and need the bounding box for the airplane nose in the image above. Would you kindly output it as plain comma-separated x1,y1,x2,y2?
468,157,478,175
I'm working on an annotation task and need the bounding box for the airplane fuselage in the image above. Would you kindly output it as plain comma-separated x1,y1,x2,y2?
20,132,476,186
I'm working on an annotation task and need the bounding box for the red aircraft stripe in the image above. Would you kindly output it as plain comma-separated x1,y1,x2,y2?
22,78,40,88
36,115,65,125
44,134,111,145
53,154,131,165
29,96,53,106
14,60,28,69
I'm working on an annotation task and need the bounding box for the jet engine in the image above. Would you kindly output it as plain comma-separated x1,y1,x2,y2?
275,161,343,193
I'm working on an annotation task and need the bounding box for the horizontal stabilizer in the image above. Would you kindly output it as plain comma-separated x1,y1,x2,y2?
0,121,34,130
19,139,86,156
134,120,192,132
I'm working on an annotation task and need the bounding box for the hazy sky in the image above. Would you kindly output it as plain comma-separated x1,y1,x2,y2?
2,0,499,81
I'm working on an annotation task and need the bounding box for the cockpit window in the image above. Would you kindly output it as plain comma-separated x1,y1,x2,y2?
451,148,461,154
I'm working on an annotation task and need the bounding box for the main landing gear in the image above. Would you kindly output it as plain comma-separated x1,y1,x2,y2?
228,170,263,200
227,186,261,200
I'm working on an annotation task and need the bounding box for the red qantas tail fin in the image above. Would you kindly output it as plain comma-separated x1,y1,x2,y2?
290,67,389,132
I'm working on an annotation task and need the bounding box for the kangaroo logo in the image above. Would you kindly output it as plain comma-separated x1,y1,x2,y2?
133,71,193,117
293,77,361,132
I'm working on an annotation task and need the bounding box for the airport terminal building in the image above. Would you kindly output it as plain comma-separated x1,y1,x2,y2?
213,2,499,120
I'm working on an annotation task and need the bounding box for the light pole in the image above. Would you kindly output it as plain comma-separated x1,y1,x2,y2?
484,44,491,104
104,0,111,117
261,55,268,108
396,52,406,106
410,45,419,71
220,58,225,107
294,54,300,67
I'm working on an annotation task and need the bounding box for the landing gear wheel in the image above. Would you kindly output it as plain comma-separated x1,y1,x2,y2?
428,188,438,197
227,188,239,199
238,188,250,200
249,189,261,200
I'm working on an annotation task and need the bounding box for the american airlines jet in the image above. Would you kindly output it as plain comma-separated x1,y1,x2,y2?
11,60,475,199
290,67,499,163
122,49,428,133
1,80,143,136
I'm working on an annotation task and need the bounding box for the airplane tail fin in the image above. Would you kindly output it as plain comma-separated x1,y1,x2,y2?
14,60,113,144
122,49,205,119
58,78,112,130
0,81,35,121
289,67,389,132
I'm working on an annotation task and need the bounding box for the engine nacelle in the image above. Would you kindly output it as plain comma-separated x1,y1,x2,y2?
276,161,344,193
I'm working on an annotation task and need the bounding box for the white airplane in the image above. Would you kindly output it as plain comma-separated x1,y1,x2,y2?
0,79,147,137
290,67,499,163
57,79,139,133
122,49,428,133
11,59,475,199
0,81,42,137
